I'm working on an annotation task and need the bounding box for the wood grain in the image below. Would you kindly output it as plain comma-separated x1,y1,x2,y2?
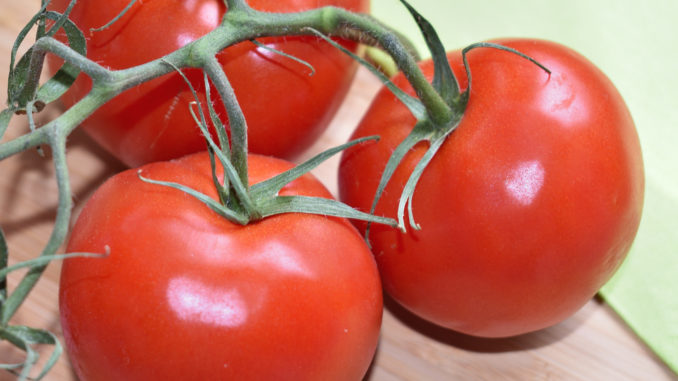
0,1,675,380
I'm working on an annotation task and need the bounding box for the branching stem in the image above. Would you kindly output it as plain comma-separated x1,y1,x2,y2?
0,128,71,325
0,3,455,375
5,5,453,160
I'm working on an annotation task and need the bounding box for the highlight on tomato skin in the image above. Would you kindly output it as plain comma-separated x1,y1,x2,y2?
59,152,383,381
45,0,370,167
338,38,644,338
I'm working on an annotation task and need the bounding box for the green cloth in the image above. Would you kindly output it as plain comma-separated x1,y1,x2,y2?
373,0,678,373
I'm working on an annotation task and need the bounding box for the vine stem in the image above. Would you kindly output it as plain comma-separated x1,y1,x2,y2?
0,0,451,329
3,5,453,158
227,6,454,125
0,127,70,325
0,1,460,376
0,89,108,161
202,57,249,195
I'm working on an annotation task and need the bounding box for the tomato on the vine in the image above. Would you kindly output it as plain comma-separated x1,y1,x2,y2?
60,152,382,380
338,38,644,338
46,0,368,167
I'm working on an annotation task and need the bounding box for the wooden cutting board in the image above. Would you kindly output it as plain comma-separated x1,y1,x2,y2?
0,1,675,380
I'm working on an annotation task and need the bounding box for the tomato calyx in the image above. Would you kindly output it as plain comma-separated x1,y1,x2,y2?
137,61,396,228
360,1,463,235
137,136,396,227
361,6,553,237
459,41,551,103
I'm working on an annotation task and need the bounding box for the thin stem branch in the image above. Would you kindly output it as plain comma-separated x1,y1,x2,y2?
202,56,248,188
4,4,451,160
90,0,138,33
0,89,109,160
0,1,455,335
224,7,453,125
0,129,71,325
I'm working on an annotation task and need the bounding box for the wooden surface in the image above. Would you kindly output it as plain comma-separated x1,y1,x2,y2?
0,1,676,380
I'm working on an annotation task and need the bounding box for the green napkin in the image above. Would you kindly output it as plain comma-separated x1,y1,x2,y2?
372,0,678,373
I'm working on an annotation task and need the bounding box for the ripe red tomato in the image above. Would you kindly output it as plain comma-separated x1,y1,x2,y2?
61,152,382,380
338,38,644,337
46,0,368,167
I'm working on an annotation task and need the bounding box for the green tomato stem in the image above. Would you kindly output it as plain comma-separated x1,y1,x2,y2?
0,128,71,326
0,1,450,354
225,6,454,125
202,56,250,196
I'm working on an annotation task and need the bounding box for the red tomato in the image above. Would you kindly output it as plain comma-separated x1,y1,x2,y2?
46,0,368,167
61,152,382,380
338,38,644,337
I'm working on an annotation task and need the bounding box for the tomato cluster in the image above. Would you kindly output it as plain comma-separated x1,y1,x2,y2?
45,1,643,380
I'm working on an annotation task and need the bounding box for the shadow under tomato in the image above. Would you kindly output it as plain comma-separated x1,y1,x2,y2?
1,113,126,236
361,341,380,381
381,292,599,353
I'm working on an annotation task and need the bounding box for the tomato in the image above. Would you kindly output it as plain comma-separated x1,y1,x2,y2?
60,152,382,380
46,0,368,167
338,38,644,338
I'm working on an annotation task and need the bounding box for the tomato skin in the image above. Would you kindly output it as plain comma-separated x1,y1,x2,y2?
61,153,382,380
338,38,644,337
46,0,368,167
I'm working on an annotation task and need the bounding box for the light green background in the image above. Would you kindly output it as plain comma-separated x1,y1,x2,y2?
372,0,678,373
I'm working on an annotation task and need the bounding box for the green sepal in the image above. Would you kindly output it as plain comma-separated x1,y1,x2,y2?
165,60,256,216
202,72,231,201
250,39,316,76
256,196,396,227
251,136,379,199
201,58,250,189
33,11,88,106
206,145,228,206
0,251,106,280
9,7,86,112
137,171,395,227
364,115,461,236
395,133,446,231
89,0,139,33
397,0,459,106
364,119,434,238
0,325,62,381
189,101,255,215
137,170,250,225
203,73,230,159
304,27,426,120
7,0,51,104
366,40,551,234
43,0,78,38
460,42,551,102
189,103,232,207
